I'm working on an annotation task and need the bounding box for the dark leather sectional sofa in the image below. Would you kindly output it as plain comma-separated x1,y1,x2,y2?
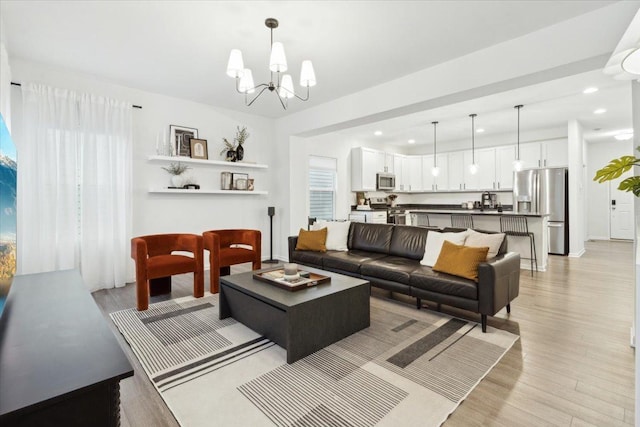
288,222,520,332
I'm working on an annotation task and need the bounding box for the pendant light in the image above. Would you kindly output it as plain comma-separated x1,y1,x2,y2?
513,105,524,171
468,113,479,175
431,121,440,176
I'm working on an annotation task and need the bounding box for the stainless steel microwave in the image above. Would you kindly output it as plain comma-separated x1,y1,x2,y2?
376,172,396,191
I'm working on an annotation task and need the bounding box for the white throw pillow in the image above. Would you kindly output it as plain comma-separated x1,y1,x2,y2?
465,229,505,260
312,221,351,251
420,231,468,267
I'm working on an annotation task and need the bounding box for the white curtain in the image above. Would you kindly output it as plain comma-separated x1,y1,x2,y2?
17,83,132,291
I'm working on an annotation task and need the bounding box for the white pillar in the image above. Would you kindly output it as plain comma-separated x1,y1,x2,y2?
567,119,585,257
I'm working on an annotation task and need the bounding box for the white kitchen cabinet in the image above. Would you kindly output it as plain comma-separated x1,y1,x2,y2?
541,139,568,167
495,145,516,190
448,151,466,190
384,153,395,173
393,154,407,191
464,148,495,190
422,155,435,191
517,143,542,169
349,210,387,224
422,154,450,191
351,147,385,191
406,156,423,192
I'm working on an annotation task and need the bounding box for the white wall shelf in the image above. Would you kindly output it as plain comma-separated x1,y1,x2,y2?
148,155,268,169
148,188,268,195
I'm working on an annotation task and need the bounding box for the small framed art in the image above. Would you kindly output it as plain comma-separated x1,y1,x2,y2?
190,138,208,160
170,125,198,157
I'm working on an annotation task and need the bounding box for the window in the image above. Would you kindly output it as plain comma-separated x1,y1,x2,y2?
309,156,337,220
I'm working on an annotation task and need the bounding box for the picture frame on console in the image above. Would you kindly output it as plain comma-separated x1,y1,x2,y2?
170,125,198,157
190,138,208,160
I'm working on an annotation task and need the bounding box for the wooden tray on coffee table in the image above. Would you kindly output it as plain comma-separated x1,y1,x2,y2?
253,268,331,291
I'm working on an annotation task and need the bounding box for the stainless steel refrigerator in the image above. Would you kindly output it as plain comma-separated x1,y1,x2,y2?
513,167,569,255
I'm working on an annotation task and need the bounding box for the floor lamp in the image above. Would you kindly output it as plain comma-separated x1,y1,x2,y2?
264,206,278,264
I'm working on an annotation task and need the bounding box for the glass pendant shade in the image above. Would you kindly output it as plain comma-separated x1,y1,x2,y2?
226,49,244,78
279,74,295,98
622,48,640,75
269,42,288,72
513,159,523,172
469,163,479,175
238,69,255,94
300,60,317,87
431,166,440,177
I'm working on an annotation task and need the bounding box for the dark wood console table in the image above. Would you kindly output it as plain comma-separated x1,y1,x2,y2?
0,269,133,426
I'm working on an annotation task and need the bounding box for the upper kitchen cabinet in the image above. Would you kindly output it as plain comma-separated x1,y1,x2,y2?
384,153,395,173
448,151,466,190
495,145,516,190
464,148,496,190
351,147,386,191
517,143,542,170
541,139,568,167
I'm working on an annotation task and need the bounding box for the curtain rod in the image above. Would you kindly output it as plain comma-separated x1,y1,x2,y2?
11,82,142,109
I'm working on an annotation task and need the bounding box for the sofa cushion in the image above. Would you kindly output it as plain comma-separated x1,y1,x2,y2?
388,225,430,260
420,230,469,267
295,228,327,252
442,227,507,255
290,249,326,268
433,240,489,282
464,229,505,259
348,223,393,255
312,220,351,251
323,250,387,274
361,256,420,285
410,265,478,300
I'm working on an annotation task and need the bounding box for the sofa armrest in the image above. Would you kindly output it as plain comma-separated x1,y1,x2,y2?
288,236,299,262
477,252,520,316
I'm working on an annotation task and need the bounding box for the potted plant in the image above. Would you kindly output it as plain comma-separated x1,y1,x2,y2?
162,162,190,188
220,137,237,162
235,126,250,161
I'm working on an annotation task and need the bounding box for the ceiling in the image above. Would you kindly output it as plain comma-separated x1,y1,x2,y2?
0,0,622,120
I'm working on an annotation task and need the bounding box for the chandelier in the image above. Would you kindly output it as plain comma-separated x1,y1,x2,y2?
226,18,317,110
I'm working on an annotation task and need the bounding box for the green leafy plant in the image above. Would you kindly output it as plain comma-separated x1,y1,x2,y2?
220,137,236,155
593,148,640,196
161,162,190,175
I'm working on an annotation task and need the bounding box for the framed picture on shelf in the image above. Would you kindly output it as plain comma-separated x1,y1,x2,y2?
189,138,208,160
170,125,198,157
232,172,249,190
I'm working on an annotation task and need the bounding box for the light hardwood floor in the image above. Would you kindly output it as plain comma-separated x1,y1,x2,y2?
93,240,635,427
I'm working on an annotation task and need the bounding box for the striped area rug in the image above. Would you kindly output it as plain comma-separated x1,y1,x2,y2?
110,293,518,426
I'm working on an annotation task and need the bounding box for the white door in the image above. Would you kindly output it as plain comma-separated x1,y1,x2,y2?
610,171,634,240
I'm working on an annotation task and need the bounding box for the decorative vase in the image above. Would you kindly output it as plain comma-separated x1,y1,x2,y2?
226,150,237,162
171,174,183,188
236,144,244,161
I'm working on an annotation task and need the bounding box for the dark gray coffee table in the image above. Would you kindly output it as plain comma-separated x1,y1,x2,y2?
219,267,370,363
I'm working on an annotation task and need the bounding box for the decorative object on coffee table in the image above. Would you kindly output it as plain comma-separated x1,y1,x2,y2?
253,267,331,291
161,162,190,188
170,125,198,157
189,138,208,160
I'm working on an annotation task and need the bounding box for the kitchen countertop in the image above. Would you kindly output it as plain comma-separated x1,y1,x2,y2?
406,209,549,217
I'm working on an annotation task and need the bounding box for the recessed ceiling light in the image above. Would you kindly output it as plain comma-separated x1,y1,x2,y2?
476,128,485,133
374,130,382,136
593,108,607,114
583,87,598,94
408,139,416,144
614,133,634,141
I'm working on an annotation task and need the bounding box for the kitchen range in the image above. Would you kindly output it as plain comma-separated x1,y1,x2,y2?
349,197,406,224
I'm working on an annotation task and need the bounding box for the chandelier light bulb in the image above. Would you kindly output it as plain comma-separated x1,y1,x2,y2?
513,159,523,172
226,49,244,78
279,74,295,99
431,166,440,177
238,69,255,94
269,42,288,72
469,163,479,175
300,60,316,87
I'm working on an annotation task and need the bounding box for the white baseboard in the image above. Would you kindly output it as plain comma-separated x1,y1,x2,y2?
587,236,610,241
568,248,586,258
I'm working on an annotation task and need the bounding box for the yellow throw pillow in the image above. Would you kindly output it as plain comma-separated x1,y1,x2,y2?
433,240,489,282
295,228,328,252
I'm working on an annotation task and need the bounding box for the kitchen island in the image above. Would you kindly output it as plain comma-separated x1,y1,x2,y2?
407,209,549,271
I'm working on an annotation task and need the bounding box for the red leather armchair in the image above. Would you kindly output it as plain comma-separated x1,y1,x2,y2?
203,229,261,293
131,233,204,311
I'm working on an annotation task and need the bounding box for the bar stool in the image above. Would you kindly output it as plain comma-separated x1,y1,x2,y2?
500,215,537,276
451,214,473,229
414,213,430,227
